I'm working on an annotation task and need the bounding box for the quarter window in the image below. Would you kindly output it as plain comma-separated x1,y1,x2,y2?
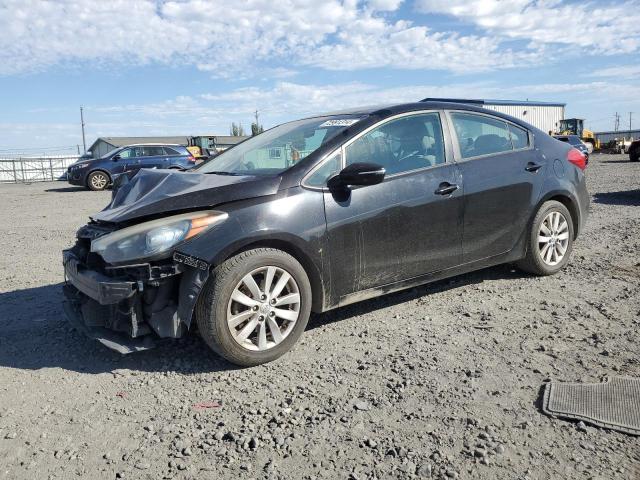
450,113,513,158
509,124,529,149
345,113,445,176
163,147,181,155
305,153,342,188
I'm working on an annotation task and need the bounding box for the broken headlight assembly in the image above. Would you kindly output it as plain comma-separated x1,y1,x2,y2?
91,210,228,264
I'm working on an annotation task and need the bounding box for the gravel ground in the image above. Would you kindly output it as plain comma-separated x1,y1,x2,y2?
0,154,638,480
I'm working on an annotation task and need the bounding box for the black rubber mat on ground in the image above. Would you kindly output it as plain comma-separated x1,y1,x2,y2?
542,376,640,436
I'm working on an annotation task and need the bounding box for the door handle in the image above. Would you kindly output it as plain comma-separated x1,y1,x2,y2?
525,162,543,172
435,182,459,195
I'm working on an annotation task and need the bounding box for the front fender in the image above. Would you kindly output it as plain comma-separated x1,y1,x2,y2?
175,187,329,311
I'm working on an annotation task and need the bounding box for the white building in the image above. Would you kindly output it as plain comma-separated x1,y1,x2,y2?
422,98,566,134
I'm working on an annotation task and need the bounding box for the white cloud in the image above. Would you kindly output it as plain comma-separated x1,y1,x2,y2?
366,0,405,11
303,18,541,72
0,0,542,76
416,0,640,54
589,65,640,79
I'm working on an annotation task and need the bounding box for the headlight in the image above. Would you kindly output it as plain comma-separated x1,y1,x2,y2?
91,210,227,263
75,163,89,169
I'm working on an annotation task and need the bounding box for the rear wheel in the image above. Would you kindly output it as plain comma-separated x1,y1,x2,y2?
516,201,574,276
87,170,110,191
196,248,312,367
630,152,639,162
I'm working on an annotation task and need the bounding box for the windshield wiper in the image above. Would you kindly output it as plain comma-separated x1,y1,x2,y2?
203,171,242,176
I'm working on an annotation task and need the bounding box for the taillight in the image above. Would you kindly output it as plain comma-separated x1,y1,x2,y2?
567,148,586,170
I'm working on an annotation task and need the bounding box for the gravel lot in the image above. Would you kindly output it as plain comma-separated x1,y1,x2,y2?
0,154,638,480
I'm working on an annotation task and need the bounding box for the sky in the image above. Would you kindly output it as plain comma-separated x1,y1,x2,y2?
1,0,639,154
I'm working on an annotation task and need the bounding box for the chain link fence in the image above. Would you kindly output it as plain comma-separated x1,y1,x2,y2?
0,156,79,183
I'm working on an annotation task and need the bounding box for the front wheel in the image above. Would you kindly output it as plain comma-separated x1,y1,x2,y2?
196,248,312,367
516,200,575,276
87,170,110,191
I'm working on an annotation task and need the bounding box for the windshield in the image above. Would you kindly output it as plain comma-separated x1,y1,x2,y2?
197,115,363,175
101,147,122,159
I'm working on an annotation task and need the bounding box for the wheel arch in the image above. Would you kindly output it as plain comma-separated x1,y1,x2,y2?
535,191,580,240
86,168,112,188
212,236,326,313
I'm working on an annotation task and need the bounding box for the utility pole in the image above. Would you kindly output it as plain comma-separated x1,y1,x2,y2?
614,112,620,132
77,144,80,155
629,112,633,133
80,106,87,153
254,110,259,127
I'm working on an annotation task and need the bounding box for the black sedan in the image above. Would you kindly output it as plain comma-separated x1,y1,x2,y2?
62,101,590,366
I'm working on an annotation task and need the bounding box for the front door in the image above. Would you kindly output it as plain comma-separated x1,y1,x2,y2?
322,112,464,299
447,111,548,262
113,147,137,174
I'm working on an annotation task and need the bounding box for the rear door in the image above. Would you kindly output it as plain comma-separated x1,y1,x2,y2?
446,111,547,263
139,146,166,169
313,111,464,299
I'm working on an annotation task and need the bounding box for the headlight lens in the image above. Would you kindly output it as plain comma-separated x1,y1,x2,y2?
91,210,227,263
75,163,89,169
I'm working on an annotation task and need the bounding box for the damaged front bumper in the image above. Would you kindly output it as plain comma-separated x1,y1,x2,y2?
62,249,209,354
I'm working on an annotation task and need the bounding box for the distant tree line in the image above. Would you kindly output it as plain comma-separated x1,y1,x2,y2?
230,120,264,137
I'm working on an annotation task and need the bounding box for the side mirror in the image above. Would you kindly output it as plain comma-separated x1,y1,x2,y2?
327,162,385,190
112,154,121,161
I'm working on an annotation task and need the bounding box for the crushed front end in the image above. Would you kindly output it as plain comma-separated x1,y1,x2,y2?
63,221,210,353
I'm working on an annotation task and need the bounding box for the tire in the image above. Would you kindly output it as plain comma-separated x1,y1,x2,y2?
630,153,639,162
86,170,110,191
196,248,312,367
516,200,575,276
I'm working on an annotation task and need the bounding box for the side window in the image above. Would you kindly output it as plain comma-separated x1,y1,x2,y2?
450,113,512,158
142,146,165,156
305,153,342,188
129,147,144,157
345,113,445,176
509,124,529,149
117,148,133,158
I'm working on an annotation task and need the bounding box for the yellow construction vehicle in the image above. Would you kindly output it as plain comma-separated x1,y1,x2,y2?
556,118,600,151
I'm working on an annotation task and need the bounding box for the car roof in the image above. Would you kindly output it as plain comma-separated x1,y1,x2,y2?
318,101,535,129
122,143,184,147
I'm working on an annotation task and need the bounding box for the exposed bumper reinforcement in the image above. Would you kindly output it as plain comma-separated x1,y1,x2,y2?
63,284,156,354
63,250,136,305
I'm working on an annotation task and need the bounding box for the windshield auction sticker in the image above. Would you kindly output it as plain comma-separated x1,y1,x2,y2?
320,119,360,127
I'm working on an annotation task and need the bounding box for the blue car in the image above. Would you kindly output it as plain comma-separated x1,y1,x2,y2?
67,144,196,190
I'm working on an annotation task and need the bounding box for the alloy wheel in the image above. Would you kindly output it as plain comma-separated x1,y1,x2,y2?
537,211,570,266
90,172,108,190
226,266,301,351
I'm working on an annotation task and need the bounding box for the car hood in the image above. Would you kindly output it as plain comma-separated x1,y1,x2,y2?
91,168,282,223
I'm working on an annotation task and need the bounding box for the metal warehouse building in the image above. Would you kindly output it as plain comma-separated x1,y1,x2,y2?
422,98,566,134
594,130,640,143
